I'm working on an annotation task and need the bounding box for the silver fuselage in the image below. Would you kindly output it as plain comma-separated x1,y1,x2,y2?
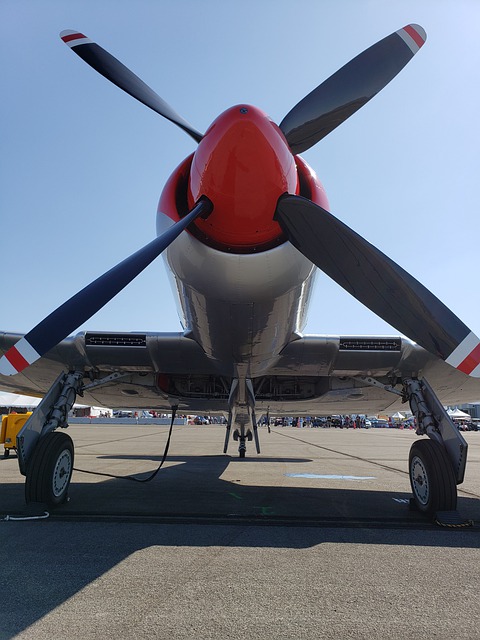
158,212,316,378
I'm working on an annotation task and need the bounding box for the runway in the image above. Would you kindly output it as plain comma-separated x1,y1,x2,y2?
1,425,480,639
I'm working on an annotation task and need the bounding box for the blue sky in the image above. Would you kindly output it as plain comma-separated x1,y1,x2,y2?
1,0,479,340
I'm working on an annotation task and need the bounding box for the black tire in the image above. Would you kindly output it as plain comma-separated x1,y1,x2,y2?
239,448,246,459
4,449,10,458
25,432,74,507
409,439,457,514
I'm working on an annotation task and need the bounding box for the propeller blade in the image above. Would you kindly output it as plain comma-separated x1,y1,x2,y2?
60,30,203,143
279,24,426,154
0,198,212,376
275,194,480,377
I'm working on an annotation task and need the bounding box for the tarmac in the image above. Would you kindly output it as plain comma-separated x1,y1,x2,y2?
1,424,480,639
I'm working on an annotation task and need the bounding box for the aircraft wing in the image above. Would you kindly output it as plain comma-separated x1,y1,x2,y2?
0,330,219,406
2,330,479,415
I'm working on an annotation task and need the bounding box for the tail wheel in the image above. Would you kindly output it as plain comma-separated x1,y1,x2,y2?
409,439,457,514
25,432,74,506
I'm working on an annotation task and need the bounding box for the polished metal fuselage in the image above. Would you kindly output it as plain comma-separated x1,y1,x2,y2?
158,213,316,378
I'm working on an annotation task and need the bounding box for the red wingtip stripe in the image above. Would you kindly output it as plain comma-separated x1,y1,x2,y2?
61,32,87,44
403,25,426,49
4,346,29,374
457,343,480,376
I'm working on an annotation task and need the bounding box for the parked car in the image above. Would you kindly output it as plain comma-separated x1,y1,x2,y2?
370,419,389,428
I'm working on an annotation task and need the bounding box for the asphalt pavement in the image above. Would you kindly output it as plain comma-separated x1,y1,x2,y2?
1,425,479,639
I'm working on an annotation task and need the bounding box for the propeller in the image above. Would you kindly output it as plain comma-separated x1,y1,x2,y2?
275,194,480,377
279,24,426,154
0,198,212,376
3,23,455,380
60,30,203,143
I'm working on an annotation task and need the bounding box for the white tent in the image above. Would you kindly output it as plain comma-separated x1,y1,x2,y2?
391,412,406,419
447,408,471,419
0,391,42,408
0,391,111,416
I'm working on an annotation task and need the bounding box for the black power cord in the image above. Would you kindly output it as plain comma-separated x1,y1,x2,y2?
73,405,178,483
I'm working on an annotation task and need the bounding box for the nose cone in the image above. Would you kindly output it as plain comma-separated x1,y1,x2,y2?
188,105,298,251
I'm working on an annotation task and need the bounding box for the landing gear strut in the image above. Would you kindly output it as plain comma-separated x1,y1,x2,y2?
355,375,468,516
224,375,260,458
16,371,83,507
403,377,467,514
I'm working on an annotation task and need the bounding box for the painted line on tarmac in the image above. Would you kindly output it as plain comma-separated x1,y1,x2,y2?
285,473,376,480
274,430,408,477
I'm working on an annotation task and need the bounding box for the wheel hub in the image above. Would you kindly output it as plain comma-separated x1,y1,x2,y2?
411,455,429,505
52,450,72,497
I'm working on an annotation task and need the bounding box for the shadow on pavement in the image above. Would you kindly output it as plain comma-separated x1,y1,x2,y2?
1,452,479,639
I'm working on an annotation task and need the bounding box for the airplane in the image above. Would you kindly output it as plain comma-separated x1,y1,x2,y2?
1,23,479,518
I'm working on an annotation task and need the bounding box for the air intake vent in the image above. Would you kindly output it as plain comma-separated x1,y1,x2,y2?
85,333,147,347
339,338,401,352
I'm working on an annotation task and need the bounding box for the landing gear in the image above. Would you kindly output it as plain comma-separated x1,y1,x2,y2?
25,432,74,506
355,375,468,518
224,374,261,458
233,426,252,459
15,371,83,507
409,439,457,514
404,377,467,515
